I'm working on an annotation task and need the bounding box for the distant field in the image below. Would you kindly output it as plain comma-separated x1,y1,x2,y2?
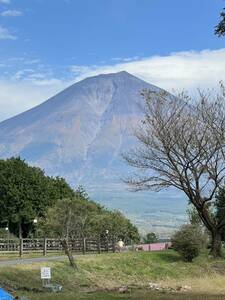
0,251,225,299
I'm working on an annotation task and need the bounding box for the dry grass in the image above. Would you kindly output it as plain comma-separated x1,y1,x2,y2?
1,250,225,299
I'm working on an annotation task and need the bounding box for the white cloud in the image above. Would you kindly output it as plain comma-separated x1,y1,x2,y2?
70,65,91,75
0,25,17,40
0,0,10,3
70,48,225,92
0,78,69,121
1,10,23,17
0,48,225,122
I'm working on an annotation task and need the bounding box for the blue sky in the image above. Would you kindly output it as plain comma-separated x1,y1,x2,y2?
0,0,224,67
0,0,225,121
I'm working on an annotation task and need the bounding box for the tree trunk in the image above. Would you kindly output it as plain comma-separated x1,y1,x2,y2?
194,204,223,258
61,239,78,269
210,231,222,258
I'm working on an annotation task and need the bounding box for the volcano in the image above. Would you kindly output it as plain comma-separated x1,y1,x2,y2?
0,71,186,236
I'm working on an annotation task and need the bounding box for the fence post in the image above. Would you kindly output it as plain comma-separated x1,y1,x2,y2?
43,238,47,256
112,236,116,253
7,239,9,252
98,238,101,254
131,240,135,251
19,238,23,257
82,238,86,255
106,237,109,253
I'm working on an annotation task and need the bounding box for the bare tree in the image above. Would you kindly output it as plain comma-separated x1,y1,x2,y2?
43,198,78,269
124,83,225,257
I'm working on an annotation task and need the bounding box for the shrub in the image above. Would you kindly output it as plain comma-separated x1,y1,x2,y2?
171,224,205,262
0,228,17,239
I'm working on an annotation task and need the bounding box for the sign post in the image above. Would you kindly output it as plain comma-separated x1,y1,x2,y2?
41,267,51,287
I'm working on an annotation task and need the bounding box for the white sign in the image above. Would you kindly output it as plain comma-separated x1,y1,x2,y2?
41,267,51,279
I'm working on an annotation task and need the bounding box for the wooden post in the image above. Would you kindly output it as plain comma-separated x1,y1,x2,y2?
82,238,86,255
19,238,23,257
106,237,109,253
112,236,116,253
43,238,47,256
98,238,101,254
7,239,9,252
131,240,135,252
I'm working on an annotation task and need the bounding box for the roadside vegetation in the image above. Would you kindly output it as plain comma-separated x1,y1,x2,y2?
0,157,139,244
1,251,225,299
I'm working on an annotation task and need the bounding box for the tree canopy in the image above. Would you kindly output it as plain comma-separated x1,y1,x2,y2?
143,232,158,244
215,7,225,37
41,195,140,243
0,157,74,237
0,157,140,242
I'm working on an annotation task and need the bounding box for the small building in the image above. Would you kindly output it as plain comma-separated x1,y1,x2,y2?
137,242,171,251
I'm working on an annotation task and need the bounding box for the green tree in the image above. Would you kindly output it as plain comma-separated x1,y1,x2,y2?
41,192,140,267
143,232,158,244
92,210,140,243
51,176,75,200
0,157,72,238
172,225,205,262
215,7,225,37
215,186,225,243
41,191,140,243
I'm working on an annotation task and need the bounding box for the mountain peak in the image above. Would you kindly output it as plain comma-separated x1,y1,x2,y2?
0,72,175,236
82,70,140,82
111,70,131,76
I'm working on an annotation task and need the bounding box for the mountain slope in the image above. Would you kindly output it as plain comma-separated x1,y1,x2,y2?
0,71,157,182
0,71,186,236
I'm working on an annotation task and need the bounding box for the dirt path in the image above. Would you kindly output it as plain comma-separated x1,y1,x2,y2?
0,255,67,266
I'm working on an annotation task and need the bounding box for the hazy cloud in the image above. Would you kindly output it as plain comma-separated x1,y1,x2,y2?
1,10,23,17
0,25,17,40
0,0,10,4
70,48,225,92
0,48,225,121
0,79,68,121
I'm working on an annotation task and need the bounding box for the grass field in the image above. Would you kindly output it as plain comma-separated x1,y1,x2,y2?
1,250,225,299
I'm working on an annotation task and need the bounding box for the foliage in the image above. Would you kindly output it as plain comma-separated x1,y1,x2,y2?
0,228,17,239
171,225,205,262
143,232,158,243
215,186,225,242
0,157,139,242
187,204,202,226
215,186,225,222
0,157,74,238
215,7,225,37
41,193,140,242
51,176,75,200
124,84,225,257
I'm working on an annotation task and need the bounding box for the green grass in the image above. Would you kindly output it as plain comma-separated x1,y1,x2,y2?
1,250,225,299
17,290,225,300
